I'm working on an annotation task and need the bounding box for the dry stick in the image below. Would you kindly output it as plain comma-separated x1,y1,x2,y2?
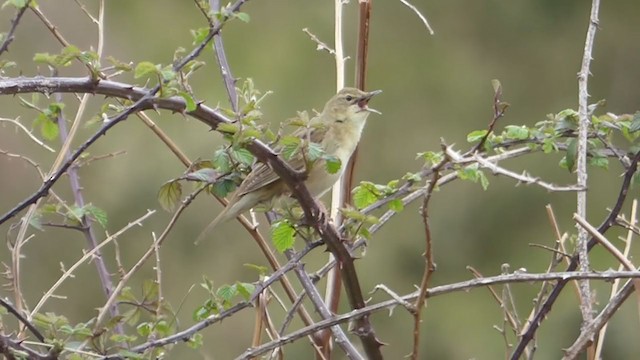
467,267,520,349
411,154,446,360
562,278,637,359
397,0,434,35
574,213,640,310
510,149,640,360
595,200,638,359
0,117,55,152
575,0,601,342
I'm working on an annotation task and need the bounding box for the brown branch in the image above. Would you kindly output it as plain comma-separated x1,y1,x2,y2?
411,153,446,359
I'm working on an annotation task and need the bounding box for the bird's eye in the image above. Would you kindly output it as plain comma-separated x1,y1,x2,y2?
345,95,354,102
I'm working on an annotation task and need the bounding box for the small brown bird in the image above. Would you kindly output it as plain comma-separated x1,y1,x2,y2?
196,87,381,243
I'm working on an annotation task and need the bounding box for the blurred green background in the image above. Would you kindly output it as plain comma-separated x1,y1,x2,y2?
1,0,640,358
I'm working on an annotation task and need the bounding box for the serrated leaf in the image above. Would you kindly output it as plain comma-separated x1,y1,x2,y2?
158,181,182,211
217,284,237,302
212,148,231,172
306,142,324,161
504,125,529,140
467,130,488,143
352,183,379,209
134,61,158,79
324,155,341,174
84,204,108,228
388,199,404,212
211,179,236,198
231,147,254,166
280,135,301,160
629,112,640,133
271,220,296,252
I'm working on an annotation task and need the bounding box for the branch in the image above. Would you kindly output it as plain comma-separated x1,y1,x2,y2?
238,270,640,359
574,0,601,332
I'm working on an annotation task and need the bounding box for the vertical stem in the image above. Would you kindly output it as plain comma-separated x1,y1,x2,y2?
575,0,600,334
321,1,347,357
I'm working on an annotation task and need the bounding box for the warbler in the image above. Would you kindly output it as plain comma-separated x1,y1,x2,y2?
196,87,381,242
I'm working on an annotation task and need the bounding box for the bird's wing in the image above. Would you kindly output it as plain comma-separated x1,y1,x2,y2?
236,124,328,197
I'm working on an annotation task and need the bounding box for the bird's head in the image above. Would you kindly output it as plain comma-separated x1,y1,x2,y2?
322,87,382,123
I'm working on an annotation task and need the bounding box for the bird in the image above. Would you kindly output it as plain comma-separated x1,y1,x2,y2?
195,87,381,244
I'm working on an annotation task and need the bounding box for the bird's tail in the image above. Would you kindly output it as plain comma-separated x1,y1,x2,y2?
194,194,255,245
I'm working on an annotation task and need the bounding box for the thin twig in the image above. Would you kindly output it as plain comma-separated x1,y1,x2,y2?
0,0,32,55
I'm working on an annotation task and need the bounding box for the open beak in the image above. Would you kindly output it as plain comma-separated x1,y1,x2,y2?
357,89,383,114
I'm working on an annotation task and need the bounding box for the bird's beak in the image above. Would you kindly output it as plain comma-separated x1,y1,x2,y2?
357,89,382,114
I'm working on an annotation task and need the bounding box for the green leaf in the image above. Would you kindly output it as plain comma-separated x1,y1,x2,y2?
190,27,209,44
231,147,254,166
504,125,529,140
306,142,324,162
178,91,197,112
324,155,341,174
216,122,239,134
388,199,404,212
280,135,301,160
467,129,488,143
271,220,296,252
39,115,59,141
212,148,231,172
629,112,640,133
217,284,237,302
589,156,608,169
187,333,204,349
233,12,250,22
84,204,108,228
417,151,444,167
158,181,182,211
402,172,422,182
4,0,29,8
211,179,236,198
235,282,255,300
134,61,158,79
352,182,379,209
33,52,56,66
565,138,577,172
